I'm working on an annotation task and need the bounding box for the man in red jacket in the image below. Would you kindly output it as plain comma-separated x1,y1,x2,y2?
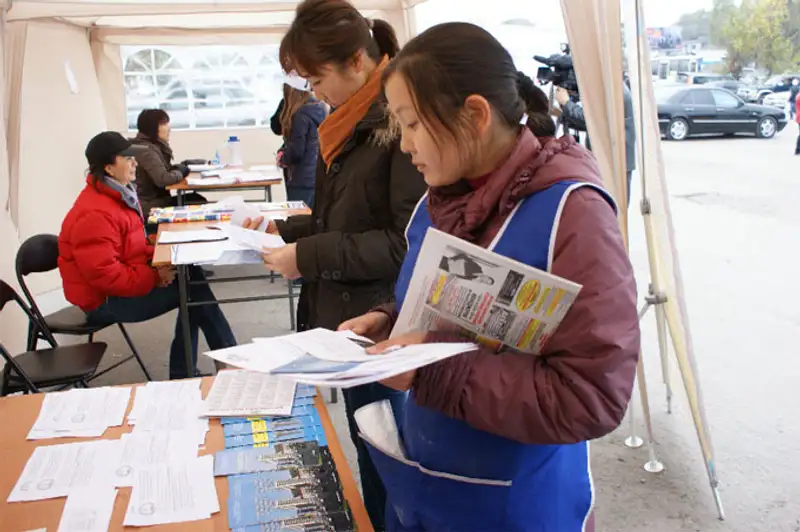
58,131,237,379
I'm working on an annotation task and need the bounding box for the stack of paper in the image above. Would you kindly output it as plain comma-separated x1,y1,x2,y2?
201,370,296,418
187,163,224,173
123,455,219,526
157,229,227,245
204,329,478,388
8,440,121,502
28,387,132,440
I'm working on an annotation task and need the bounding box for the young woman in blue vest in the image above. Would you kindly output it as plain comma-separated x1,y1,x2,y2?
339,23,640,531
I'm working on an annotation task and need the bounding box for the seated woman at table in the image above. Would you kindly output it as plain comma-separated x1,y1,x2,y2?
131,109,206,220
278,83,327,208
58,131,237,379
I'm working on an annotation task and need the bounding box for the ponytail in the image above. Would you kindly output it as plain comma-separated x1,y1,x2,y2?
370,18,400,59
516,71,556,137
280,0,401,76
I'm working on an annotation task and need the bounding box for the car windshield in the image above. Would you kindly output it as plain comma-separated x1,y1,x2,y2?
655,86,684,104
765,76,784,86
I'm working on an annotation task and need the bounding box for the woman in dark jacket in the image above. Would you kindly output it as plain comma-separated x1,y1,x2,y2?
278,84,327,208
245,1,426,528
131,109,205,218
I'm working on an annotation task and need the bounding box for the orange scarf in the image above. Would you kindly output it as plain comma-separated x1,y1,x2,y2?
318,55,389,169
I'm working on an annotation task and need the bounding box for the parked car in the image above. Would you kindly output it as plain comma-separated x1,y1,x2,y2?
762,91,791,114
676,72,734,85
748,73,800,104
656,86,788,141
706,80,752,100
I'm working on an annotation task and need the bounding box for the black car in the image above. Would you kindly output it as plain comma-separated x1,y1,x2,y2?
656,85,788,141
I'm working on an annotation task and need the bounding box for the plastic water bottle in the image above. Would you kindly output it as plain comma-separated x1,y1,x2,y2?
226,136,243,167
211,148,221,165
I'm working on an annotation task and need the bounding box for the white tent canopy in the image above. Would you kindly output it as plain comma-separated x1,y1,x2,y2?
0,0,720,519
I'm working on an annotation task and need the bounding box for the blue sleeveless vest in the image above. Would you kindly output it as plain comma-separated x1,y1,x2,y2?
362,181,616,532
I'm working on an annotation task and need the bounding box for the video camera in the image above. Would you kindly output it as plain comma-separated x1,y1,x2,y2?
534,43,579,95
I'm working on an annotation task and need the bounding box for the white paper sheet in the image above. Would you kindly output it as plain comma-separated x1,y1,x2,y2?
222,223,285,252
201,370,296,417
278,328,376,362
203,342,305,374
28,388,131,440
172,242,226,265
123,457,219,526
113,431,201,487
188,164,224,173
187,176,231,186
158,230,227,245
128,381,200,421
8,440,121,502
57,486,117,532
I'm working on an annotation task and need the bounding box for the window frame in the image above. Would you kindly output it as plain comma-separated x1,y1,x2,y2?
121,45,284,132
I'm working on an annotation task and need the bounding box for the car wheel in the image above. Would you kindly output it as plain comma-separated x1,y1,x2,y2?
756,116,778,139
667,118,689,141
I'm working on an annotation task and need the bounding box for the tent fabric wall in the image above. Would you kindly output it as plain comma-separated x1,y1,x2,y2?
622,0,721,512
0,16,27,355
90,39,126,133
4,20,25,230
17,19,107,295
559,0,628,228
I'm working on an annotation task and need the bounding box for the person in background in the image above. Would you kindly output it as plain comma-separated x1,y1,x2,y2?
278,83,327,208
789,78,799,121
244,1,427,528
795,90,800,155
58,132,237,379
132,109,206,222
556,83,637,206
340,22,639,531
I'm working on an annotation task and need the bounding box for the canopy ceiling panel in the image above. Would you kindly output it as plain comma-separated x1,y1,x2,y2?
6,0,422,23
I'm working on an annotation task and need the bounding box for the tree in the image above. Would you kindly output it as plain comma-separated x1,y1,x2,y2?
785,0,800,61
713,0,796,76
750,0,795,73
712,0,755,77
677,9,712,43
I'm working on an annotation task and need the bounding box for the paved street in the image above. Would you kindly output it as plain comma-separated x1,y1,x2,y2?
86,122,800,532
595,122,800,531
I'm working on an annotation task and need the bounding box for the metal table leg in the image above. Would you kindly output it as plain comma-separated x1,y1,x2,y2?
177,189,185,207
266,185,273,202
287,280,296,331
177,264,195,378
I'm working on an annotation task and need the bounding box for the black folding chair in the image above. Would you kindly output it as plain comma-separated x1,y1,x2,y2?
0,280,106,395
15,234,151,382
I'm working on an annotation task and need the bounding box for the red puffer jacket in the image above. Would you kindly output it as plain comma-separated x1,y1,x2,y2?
58,175,160,312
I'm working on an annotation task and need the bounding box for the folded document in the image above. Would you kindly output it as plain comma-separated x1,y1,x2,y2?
204,328,478,388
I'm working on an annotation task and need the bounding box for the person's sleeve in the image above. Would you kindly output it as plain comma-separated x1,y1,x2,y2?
371,302,399,327
276,215,313,243
270,99,284,136
136,148,184,188
295,145,427,282
413,188,640,445
71,211,160,298
561,101,588,132
282,113,310,165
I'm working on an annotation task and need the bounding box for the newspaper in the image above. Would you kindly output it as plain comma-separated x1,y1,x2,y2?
393,228,582,355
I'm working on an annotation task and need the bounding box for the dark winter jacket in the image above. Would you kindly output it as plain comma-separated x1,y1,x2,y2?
561,84,637,174
130,133,187,215
283,101,327,188
276,99,427,331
